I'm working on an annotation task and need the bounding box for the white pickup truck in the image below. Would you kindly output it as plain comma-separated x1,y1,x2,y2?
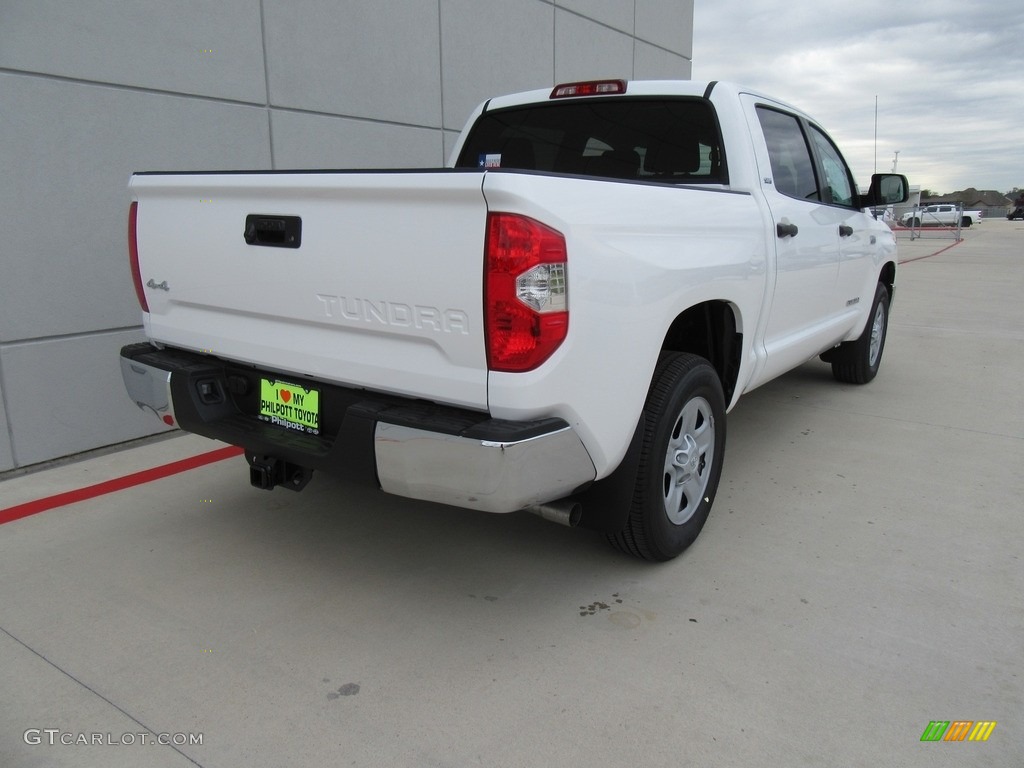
120,79,908,561
900,203,982,228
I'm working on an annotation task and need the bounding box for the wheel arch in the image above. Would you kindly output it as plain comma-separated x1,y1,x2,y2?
879,260,896,300
572,301,740,537
659,300,742,406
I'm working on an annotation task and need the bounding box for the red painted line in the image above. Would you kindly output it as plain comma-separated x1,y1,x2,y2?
899,239,963,264
0,445,244,526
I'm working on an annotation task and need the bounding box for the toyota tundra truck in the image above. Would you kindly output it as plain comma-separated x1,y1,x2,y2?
120,79,908,561
900,203,982,228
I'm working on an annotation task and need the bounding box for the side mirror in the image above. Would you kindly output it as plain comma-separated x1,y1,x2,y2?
863,173,909,207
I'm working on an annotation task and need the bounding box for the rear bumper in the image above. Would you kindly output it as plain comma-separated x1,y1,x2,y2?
374,422,594,512
119,343,595,513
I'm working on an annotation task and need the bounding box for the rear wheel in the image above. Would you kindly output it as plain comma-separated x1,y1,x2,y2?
827,282,890,384
608,353,726,561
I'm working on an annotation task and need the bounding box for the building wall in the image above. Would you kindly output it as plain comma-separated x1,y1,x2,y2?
0,0,693,472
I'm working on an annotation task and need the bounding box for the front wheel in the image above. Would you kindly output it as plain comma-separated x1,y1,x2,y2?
826,282,890,384
608,353,726,561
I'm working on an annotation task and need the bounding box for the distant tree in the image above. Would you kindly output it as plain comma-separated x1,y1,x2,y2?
919,189,933,198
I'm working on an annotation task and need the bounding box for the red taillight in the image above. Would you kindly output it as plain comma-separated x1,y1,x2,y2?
485,213,568,372
128,201,149,313
550,79,627,99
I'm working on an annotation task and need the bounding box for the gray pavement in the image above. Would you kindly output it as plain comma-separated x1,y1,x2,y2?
2,220,1022,767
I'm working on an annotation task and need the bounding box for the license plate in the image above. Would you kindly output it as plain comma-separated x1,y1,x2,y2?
259,378,320,435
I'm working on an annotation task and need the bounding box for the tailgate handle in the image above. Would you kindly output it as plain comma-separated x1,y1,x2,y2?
244,214,302,248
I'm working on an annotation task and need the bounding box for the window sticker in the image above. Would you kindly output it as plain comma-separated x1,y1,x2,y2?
478,153,502,168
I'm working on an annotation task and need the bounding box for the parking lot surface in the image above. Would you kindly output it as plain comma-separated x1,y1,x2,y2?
2,221,1022,767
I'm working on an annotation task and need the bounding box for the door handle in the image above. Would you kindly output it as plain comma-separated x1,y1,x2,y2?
776,222,799,238
839,225,854,237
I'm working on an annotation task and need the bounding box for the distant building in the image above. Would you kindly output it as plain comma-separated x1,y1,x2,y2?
923,188,1013,219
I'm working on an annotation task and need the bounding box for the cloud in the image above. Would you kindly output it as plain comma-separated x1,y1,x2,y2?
693,1,1024,193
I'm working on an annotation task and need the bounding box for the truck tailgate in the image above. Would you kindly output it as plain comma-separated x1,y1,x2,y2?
131,171,489,410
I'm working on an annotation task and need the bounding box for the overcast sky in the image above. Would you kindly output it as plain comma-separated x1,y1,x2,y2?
692,1,1024,196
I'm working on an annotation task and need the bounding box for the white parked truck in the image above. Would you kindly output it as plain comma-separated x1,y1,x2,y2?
120,79,908,560
900,203,982,227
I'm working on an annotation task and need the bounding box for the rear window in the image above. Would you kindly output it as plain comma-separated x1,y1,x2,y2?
456,98,726,183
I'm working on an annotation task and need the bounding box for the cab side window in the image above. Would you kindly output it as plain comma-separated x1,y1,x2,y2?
809,126,856,207
756,107,819,201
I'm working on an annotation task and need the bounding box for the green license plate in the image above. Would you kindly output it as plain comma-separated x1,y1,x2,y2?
259,379,320,435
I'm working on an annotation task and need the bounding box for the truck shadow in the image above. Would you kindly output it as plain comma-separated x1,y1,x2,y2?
162,359,843,591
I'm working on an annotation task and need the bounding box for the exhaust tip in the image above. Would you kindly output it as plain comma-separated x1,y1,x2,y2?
527,501,583,528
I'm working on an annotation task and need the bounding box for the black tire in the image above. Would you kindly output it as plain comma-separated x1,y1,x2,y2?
827,282,890,384
911,217,921,227
961,216,972,228
608,353,726,561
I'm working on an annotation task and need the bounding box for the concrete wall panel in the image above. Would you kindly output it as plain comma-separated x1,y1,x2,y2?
2,331,172,468
440,0,555,132
555,0,635,36
0,0,266,103
264,0,442,127
271,111,443,170
634,41,693,80
554,10,635,83
0,376,13,472
0,2,692,471
636,0,694,57
0,75,271,344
